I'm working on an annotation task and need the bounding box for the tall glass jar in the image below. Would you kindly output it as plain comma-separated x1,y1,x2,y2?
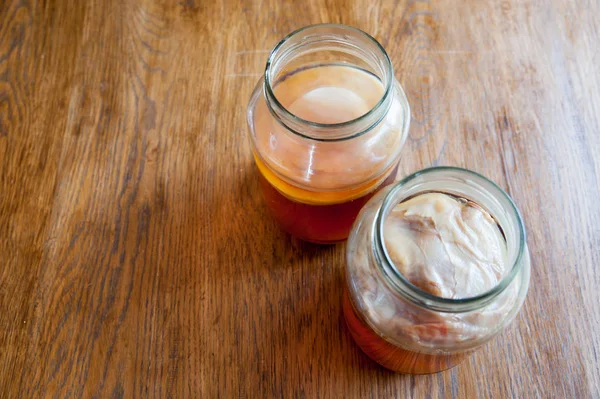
246,24,410,244
344,167,531,374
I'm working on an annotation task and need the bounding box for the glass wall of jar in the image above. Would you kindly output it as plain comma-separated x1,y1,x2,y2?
246,24,410,244
344,167,531,374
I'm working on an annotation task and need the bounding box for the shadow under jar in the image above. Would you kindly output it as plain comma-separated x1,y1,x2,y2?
344,167,531,374
246,24,410,244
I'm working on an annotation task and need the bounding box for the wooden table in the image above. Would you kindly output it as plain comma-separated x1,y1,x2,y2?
1,0,599,397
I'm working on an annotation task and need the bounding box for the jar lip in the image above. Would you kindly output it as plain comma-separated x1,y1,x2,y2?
373,166,527,313
263,24,395,141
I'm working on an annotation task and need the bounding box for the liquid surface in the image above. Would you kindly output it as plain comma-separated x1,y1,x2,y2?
288,86,371,124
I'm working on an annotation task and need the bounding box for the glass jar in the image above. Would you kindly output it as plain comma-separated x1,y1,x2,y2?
344,167,531,374
246,24,410,244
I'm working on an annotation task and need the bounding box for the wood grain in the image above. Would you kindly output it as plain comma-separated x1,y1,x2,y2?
1,0,599,397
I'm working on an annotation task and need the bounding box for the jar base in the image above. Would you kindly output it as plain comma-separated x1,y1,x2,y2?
257,164,399,244
342,290,472,374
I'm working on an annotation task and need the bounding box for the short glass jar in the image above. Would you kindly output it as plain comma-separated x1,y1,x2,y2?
246,24,410,244
344,167,531,374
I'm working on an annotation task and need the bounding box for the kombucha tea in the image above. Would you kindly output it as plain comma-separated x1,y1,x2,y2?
345,190,518,373
252,65,403,243
343,290,471,374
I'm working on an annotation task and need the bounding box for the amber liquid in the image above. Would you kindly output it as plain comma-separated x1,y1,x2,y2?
343,289,472,374
259,163,398,244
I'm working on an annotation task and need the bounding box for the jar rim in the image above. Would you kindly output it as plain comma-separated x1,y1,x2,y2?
373,166,527,313
263,24,395,142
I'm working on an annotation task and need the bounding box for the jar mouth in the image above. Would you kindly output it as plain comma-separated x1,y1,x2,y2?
373,166,527,313
263,24,396,141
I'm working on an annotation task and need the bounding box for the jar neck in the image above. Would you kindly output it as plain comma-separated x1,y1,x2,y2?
263,24,394,142
371,167,527,313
